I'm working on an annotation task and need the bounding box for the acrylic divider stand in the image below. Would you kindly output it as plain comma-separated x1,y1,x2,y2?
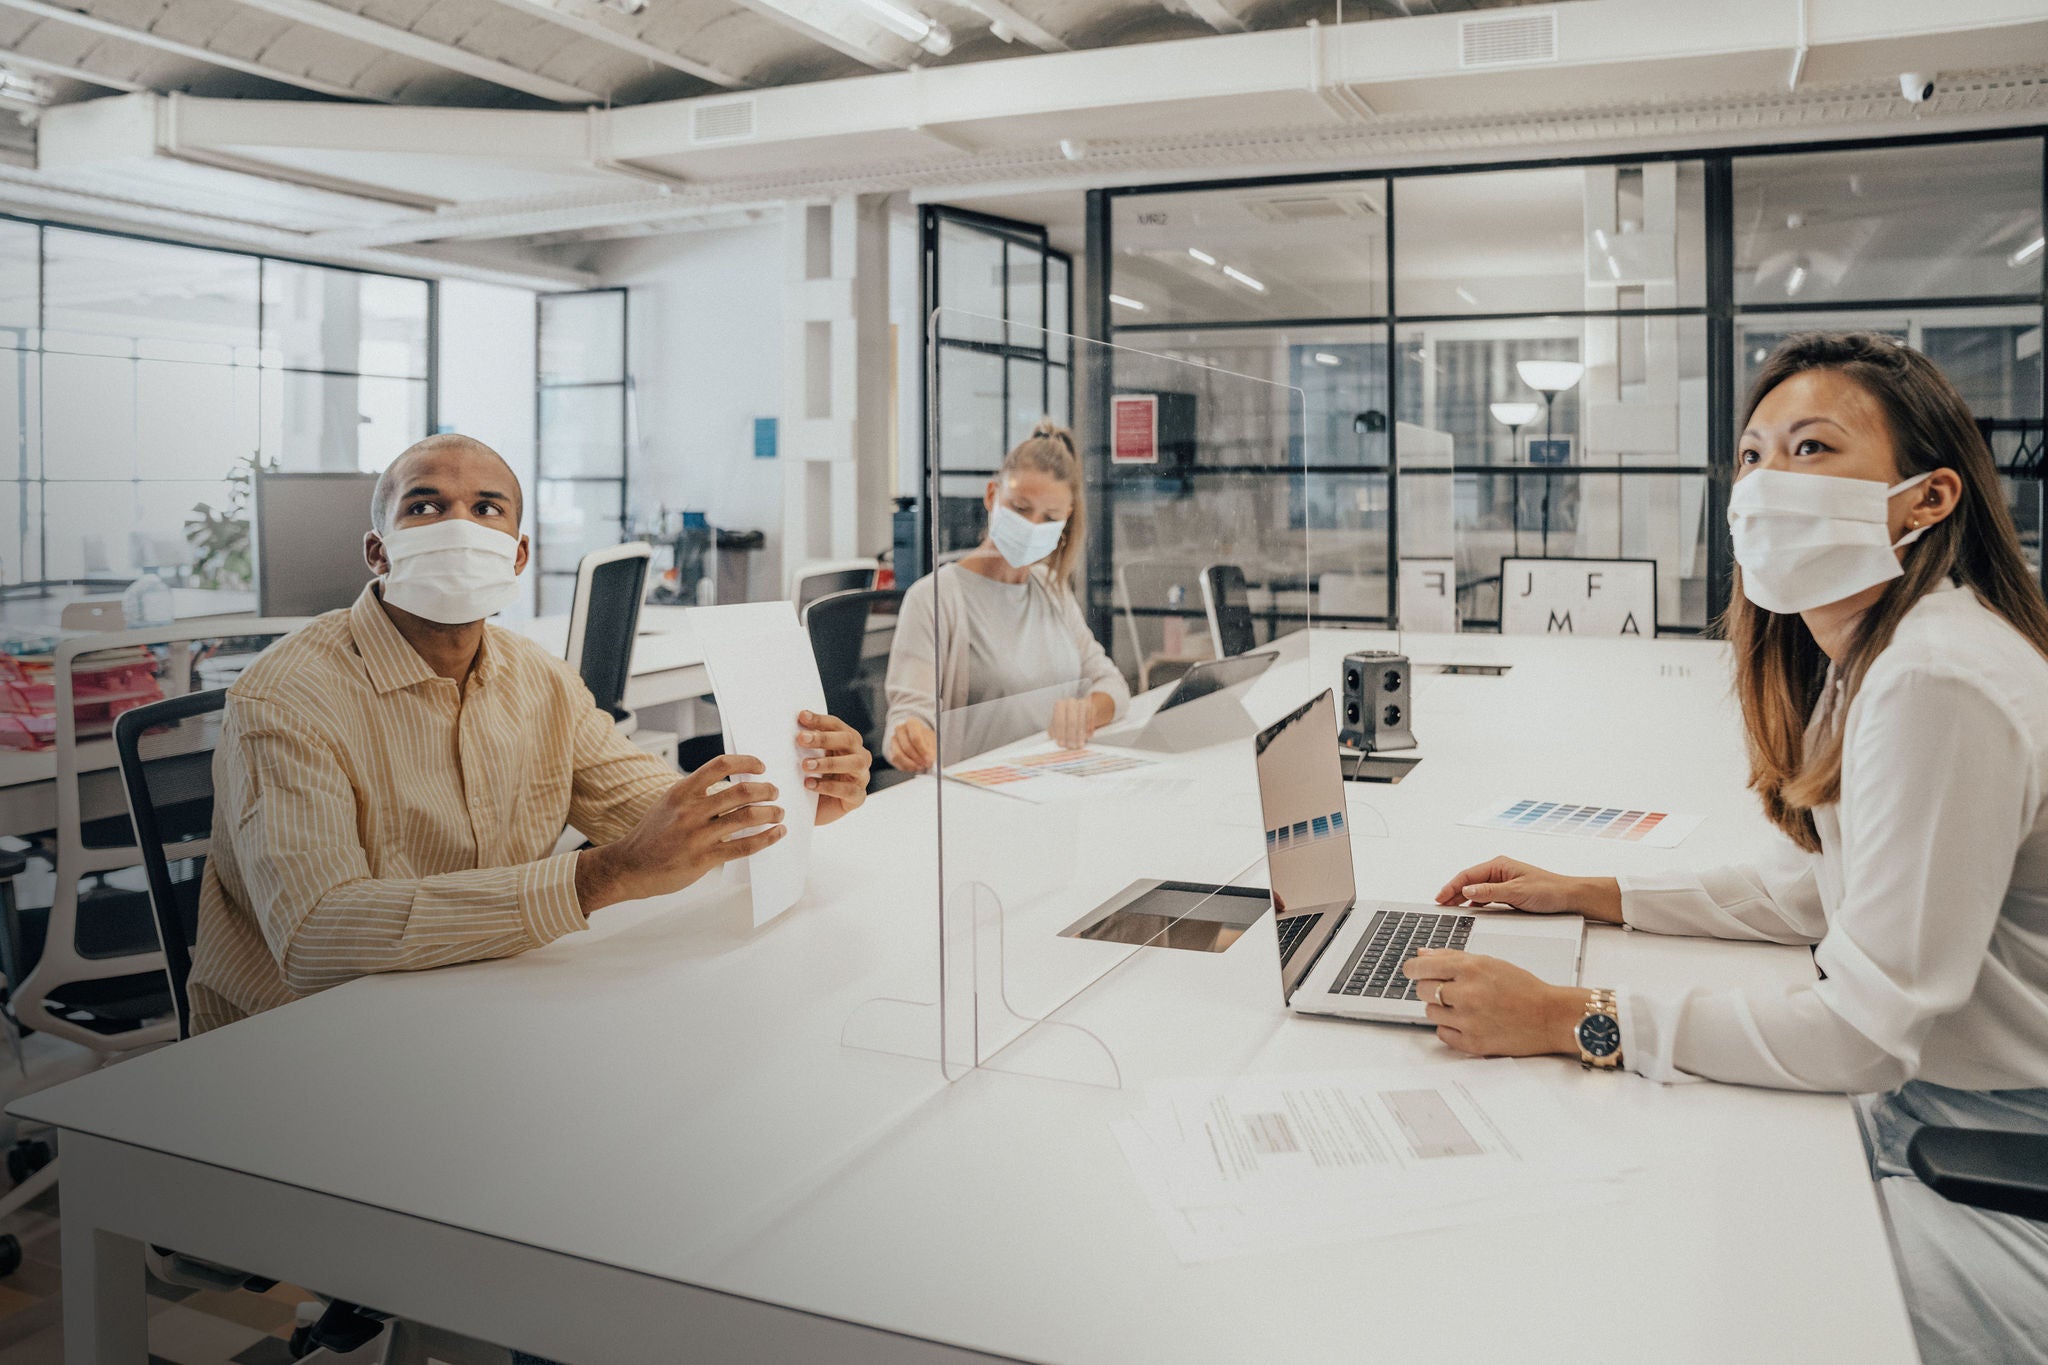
842,312,1315,1088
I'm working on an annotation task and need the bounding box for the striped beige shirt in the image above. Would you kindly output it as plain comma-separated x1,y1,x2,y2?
189,583,678,1034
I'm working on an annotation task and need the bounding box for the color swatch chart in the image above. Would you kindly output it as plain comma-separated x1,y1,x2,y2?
1265,809,1347,852
945,747,1156,802
1459,797,1702,849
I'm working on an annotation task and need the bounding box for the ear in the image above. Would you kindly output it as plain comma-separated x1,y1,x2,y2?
513,533,530,576
365,530,390,576
984,479,997,513
1915,468,1965,531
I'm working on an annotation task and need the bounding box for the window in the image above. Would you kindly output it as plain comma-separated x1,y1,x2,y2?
535,288,628,616
0,218,433,593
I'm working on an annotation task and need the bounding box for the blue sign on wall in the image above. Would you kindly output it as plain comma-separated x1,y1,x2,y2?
753,417,778,459
1528,439,1571,465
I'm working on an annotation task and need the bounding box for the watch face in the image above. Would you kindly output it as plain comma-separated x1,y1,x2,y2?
1578,1013,1621,1058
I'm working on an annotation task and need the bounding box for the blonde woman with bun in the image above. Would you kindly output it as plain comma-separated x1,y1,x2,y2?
884,418,1130,771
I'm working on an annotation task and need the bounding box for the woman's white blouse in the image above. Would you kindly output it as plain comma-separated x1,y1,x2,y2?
1618,581,2048,1092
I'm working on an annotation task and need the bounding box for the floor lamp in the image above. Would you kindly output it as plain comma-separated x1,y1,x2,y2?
1513,360,1585,555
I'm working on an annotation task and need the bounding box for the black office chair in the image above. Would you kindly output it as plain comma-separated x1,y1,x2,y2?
1908,1125,2048,1222
565,543,652,728
1200,564,1259,659
113,692,389,1357
804,588,902,753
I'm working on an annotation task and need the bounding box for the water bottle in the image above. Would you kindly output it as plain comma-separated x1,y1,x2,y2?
121,572,174,628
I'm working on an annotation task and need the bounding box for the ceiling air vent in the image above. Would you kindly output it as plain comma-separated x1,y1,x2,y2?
691,99,755,145
1459,11,1558,69
1241,192,1383,224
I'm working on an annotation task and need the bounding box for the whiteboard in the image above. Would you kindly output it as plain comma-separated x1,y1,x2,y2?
1498,558,1655,638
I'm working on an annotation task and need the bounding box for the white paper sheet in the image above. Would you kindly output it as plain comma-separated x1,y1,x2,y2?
1112,1060,1637,1262
685,602,827,926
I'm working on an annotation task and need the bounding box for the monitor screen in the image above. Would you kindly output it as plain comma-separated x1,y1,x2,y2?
255,472,380,618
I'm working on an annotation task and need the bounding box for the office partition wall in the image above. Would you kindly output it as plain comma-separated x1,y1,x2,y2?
920,207,1073,575
962,128,2046,647
0,217,434,592
535,288,630,616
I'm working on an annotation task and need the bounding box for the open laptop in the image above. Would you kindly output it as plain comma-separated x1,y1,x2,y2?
1113,651,1277,753
1255,689,1584,1023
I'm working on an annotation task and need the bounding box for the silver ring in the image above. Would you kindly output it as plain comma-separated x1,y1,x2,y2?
1433,983,1449,1008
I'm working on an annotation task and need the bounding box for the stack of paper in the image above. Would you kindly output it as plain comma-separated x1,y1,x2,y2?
1112,1060,1639,1262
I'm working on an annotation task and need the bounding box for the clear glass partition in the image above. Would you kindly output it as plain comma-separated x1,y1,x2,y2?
845,312,1313,1085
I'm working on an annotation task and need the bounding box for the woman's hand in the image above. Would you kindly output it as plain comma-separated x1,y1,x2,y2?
1401,950,1588,1058
886,718,936,773
1048,692,1116,751
799,710,871,826
1435,856,1623,924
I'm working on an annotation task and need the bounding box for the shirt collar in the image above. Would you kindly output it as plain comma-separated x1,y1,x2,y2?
350,582,499,694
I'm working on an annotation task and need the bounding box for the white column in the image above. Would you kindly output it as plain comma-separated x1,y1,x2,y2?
780,194,893,597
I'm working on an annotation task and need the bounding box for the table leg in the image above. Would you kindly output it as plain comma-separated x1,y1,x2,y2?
61,1217,147,1365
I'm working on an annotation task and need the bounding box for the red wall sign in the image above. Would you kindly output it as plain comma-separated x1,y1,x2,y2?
1112,394,1159,465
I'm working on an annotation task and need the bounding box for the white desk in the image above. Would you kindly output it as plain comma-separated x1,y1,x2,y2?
18,631,1916,1364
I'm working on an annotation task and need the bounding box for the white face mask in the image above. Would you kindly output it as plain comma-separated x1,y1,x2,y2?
988,500,1067,570
378,518,522,625
1727,467,1933,615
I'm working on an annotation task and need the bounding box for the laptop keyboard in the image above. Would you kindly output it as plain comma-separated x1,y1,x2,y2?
1332,909,1473,1001
1274,911,1319,961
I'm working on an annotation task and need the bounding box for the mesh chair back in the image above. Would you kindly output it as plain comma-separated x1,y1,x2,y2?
805,589,901,742
566,544,652,722
113,688,226,1041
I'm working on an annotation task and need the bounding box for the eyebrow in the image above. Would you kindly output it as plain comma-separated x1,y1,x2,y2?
1738,415,1848,443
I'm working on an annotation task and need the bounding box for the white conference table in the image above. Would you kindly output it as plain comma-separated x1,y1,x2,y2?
19,629,1916,1364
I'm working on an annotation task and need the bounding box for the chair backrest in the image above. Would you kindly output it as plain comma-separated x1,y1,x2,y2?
113,688,227,1041
565,543,652,722
59,598,124,632
254,470,381,618
789,559,878,620
18,618,306,1051
1116,559,1210,691
805,589,901,739
1200,564,1258,659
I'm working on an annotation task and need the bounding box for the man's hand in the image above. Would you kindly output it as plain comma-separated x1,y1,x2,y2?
800,710,871,827
575,754,781,914
886,717,936,773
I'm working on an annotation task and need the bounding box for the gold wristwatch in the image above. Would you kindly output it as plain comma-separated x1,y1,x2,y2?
1575,987,1622,1070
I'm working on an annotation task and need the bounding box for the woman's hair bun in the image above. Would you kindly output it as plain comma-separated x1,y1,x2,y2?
1030,416,1062,438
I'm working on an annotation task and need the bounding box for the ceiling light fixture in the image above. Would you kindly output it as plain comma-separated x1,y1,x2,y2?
1785,261,1808,296
854,0,954,54
2011,236,2046,267
1222,265,1266,293
592,0,647,13
0,68,53,106
1313,352,1341,366
1109,294,1147,311
1188,248,1217,266
1455,286,1478,306
1604,254,1623,280
1590,228,1609,251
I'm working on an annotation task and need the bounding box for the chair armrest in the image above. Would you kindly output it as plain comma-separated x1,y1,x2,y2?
1906,1125,2048,1222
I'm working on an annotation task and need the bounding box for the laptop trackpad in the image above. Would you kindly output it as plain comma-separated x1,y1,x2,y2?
1469,930,1580,985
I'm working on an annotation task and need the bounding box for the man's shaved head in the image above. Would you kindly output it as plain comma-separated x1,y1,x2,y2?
371,434,523,536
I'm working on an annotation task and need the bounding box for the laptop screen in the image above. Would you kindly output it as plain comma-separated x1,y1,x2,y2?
1254,690,1357,999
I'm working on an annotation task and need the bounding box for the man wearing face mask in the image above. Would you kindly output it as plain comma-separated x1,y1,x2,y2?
883,418,1129,771
187,434,872,1034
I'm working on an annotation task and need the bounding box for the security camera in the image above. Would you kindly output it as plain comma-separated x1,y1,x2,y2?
1899,72,1936,103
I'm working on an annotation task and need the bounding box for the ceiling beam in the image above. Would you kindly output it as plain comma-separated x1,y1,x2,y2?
477,0,748,89
1177,0,1246,35
0,0,375,101
0,45,145,95
221,0,606,104
719,0,912,71
949,0,1066,51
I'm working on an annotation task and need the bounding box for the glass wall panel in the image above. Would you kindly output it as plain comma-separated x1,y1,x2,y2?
43,229,258,355
0,220,36,338
937,221,1005,344
1006,240,1044,348
1734,139,2043,305
1736,307,2040,416
1112,180,1389,325
937,345,1004,473
1397,162,1705,316
538,384,627,477
535,289,625,384
263,262,429,379
267,371,428,473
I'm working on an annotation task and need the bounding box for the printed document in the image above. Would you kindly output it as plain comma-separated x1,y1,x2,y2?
686,602,827,926
1112,1060,1636,1262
